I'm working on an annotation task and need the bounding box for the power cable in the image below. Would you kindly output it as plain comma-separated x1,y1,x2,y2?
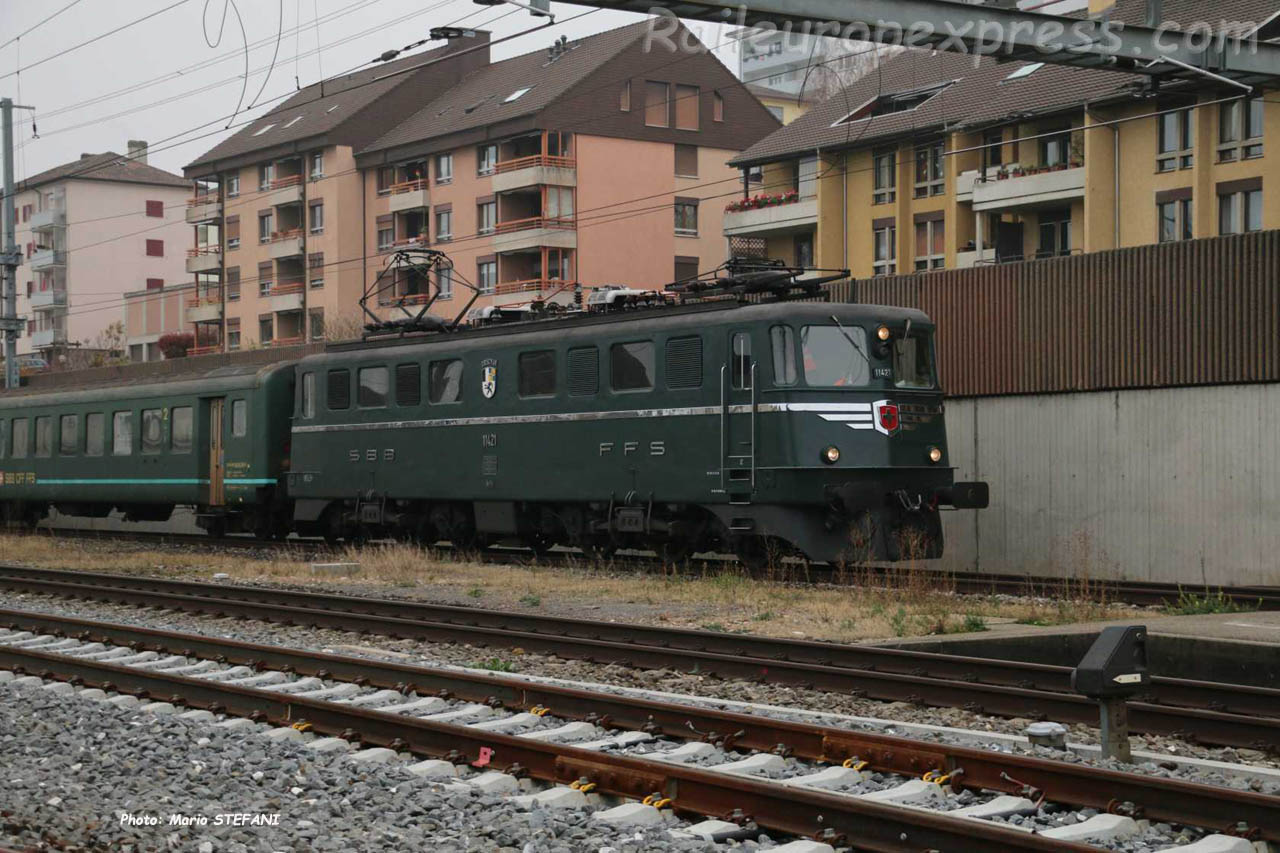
0,0,86,52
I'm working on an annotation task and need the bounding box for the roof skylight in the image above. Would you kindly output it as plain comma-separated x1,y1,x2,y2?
503,86,533,103
283,115,304,128
326,104,340,113
830,82,954,127
1004,62,1044,81
252,123,277,136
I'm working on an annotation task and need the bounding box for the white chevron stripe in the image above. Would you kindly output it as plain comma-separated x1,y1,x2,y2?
845,423,874,430
819,414,873,422
784,402,872,413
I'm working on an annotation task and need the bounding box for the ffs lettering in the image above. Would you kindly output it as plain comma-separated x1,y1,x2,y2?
599,441,665,457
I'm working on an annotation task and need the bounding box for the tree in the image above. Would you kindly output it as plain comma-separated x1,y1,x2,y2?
157,332,195,359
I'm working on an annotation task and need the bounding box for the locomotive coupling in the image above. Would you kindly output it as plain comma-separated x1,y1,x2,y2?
935,482,990,509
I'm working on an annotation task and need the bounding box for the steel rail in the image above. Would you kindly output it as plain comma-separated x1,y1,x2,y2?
1,566,1277,750
2,611,1276,843
0,643,1101,853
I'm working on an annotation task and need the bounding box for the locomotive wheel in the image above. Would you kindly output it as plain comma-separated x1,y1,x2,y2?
413,516,439,548
526,532,555,558
732,536,771,572
205,517,228,539
652,537,694,566
579,539,617,562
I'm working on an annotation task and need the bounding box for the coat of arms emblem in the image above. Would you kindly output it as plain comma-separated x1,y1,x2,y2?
481,362,497,398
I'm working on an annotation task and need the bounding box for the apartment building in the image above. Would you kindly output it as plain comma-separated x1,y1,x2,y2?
724,0,1277,277
355,21,779,318
168,31,491,352
12,143,189,363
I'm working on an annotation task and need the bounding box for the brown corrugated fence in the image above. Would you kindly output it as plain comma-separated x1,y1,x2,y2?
829,230,1280,398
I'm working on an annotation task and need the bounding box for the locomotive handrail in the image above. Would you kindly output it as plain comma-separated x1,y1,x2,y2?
750,360,757,492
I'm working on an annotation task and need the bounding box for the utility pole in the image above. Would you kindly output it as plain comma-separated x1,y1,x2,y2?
1,98,35,390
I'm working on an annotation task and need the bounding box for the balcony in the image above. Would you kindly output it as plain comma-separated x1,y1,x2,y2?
268,230,305,259
185,294,223,324
968,165,1085,212
30,288,67,310
186,195,222,224
31,248,67,270
723,196,817,237
955,247,997,269
30,208,65,230
266,281,304,312
30,327,66,348
267,175,304,207
387,179,430,214
188,344,222,356
492,217,576,253
186,246,221,274
491,156,577,193
391,235,429,250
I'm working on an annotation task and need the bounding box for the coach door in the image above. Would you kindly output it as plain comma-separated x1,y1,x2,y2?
721,329,756,501
208,398,225,506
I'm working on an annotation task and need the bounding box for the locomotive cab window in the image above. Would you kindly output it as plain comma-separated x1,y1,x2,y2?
429,359,463,404
231,399,247,437
358,366,389,408
770,326,797,385
518,351,556,398
801,325,870,387
11,417,28,458
112,412,132,456
141,409,164,454
731,333,752,390
610,341,654,392
59,414,78,455
894,329,936,389
171,407,193,454
85,413,105,456
300,372,315,419
34,416,52,458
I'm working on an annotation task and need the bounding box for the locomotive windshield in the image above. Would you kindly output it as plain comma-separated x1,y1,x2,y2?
894,330,936,389
800,325,870,387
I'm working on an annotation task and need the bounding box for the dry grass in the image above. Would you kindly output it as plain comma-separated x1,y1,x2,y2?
0,533,1145,643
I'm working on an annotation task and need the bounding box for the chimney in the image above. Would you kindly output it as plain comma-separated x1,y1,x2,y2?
127,140,148,165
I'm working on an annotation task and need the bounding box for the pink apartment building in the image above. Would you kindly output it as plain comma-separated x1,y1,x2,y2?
13,144,190,363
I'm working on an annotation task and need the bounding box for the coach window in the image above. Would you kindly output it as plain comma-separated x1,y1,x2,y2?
0,419,6,459
231,399,247,437
770,326,797,386
358,366,389,408
85,413,105,456
610,341,654,392
327,369,350,410
171,407,193,453
300,373,315,419
34,416,52,457
396,364,421,407
11,418,28,458
112,412,133,456
428,359,463,404
731,333,752,390
59,414,78,455
519,351,556,397
141,409,164,454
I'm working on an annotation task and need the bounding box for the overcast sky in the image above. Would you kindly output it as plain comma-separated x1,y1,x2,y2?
1,0,741,181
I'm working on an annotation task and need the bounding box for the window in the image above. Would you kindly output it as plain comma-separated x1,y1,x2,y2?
674,144,698,177
674,256,699,283
301,372,316,419
713,91,724,122
801,325,870,387
913,141,944,197
327,370,350,410
1157,198,1193,243
145,200,164,218
1157,106,1193,172
983,129,1004,167
259,213,273,243
645,81,670,127
1037,209,1072,258
171,407,192,453
1218,96,1264,161
546,187,573,220
309,201,324,233
833,83,952,125
504,86,533,103
794,233,813,268
310,252,324,289
620,80,631,112
568,347,599,396
767,105,784,121
435,153,453,184
141,409,163,454
377,225,394,250
674,84,699,130
519,351,556,397
377,166,394,194
665,336,702,389
396,364,421,406
428,360,463,403
914,219,945,270
226,267,240,301
34,416,51,457
477,202,496,235
438,265,453,300
226,174,240,196
258,163,274,190
674,201,698,236
145,239,164,257
59,414,78,454
226,216,240,249
11,418,27,458
872,148,896,204
1004,62,1043,81
85,413,104,456
610,342,654,391
310,151,324,178
770,326,797,385
478,260,496,295
1039,128,1072,168
873,224,896,276
231,399,247,437
1219,186,1263,235
309,308,325,341
477,144,497,175
112,412,132,455
227,318,241,350
358,366,389,408
259,316,273,345
146,278,163,291
731,333,752,390
894,332,936,389
436,209,452,241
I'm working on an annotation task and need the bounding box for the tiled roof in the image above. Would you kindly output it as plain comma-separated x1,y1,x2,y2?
18,151,189,191
361,21,654,155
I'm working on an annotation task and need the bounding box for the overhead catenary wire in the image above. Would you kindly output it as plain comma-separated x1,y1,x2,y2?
0,0,87,52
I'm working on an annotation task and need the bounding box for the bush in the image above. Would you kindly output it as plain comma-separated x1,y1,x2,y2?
157,332,194,359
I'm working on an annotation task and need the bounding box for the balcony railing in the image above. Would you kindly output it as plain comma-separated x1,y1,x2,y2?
271,228,304,242
187,194,218,207
724,190,800,213
494,278,570,296
392,235,428,248
270,281,305,296
389,179,429,194
270,175,303,189
268,335,305,347
494,155,576,173
186,245,221,258
188,344,222,356
195,290,223,306
494,216,575,234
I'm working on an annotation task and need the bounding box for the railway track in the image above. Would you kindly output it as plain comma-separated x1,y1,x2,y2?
1,564,1277,752
0,610,1274,851
17,525,1280,610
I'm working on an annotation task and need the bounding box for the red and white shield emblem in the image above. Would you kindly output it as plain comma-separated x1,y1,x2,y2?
873,399,899,435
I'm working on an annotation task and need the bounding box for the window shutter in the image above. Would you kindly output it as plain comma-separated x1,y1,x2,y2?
665,336,702,389
146,278,163,290
674,144,698,177
145,200,164,217
644,81,669,127
674,84,699,130
145,239,164,257
567,347,599,396
226,216,240,240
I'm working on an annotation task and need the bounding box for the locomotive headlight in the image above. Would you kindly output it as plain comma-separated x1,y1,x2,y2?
927,446,943,463
876,324,891,341
822,445,841,465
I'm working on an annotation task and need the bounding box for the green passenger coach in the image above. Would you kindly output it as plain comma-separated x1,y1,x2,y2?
0,363,294,536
